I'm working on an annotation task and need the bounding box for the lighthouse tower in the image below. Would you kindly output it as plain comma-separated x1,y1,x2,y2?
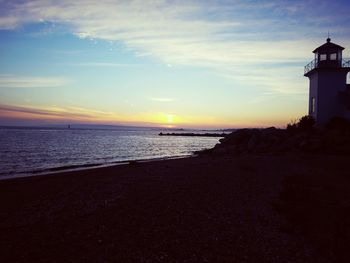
304,37,350,124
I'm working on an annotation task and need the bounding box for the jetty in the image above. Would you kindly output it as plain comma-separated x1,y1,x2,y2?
159,132,226,137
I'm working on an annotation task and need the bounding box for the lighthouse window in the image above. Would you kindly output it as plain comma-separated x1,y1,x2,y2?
311,97,316,113
330,53,337,60
320,54,327,61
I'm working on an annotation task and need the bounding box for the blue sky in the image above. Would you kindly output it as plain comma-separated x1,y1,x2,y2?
0,0,349,128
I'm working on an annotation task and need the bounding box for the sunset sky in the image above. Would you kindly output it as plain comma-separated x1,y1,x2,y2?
0,0,349,128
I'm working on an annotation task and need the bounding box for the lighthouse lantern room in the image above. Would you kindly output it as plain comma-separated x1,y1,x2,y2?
304,38,350,124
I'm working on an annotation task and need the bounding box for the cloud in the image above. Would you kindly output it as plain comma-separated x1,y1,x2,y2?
0,104,90,119
218,65,309,95
0,103,129,125
0,75,69,88
0,103,205,127
63,62,139,68
149,97,175,102
0,0,349,94
1,1,341,63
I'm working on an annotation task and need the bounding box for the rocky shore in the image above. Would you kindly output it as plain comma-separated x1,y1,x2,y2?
199,125,350,155
195,123,350,263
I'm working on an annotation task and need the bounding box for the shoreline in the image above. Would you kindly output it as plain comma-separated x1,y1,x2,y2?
0,154,194,181
0,126,221,181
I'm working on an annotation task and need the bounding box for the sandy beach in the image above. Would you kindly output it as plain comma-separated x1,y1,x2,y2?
1,152,349,262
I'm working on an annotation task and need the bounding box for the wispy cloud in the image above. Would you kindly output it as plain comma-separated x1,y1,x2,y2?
0,0,349,94
66,62,139,67
0,103,126,124
0,103,200,127
149,97,175,102
2,1,347,63
0,75,69,88
0,104,90,119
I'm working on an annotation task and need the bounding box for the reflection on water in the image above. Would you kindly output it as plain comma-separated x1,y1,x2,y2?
0,127,221,178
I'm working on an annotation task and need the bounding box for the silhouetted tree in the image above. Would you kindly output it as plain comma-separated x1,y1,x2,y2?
286,119,298,132
287,115,315,132
298,115,315,131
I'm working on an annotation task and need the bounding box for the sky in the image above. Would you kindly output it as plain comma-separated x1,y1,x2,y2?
0,0,350,129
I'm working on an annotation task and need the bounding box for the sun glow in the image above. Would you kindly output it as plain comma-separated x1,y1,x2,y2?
166,114,174,124
0,103,293,129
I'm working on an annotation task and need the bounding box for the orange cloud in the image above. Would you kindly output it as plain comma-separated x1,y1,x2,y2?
0,103,293,129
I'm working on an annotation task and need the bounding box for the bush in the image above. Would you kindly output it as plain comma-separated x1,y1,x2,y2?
298,115,315,130
286,119,298,132
287,115,315,132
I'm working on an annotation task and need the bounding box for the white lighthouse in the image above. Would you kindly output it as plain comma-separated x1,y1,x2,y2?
304,38,350,124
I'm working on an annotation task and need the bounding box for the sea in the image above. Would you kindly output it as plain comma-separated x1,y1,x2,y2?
0,126,224,179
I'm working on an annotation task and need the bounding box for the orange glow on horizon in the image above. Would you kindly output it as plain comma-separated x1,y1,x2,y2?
0,103,295,129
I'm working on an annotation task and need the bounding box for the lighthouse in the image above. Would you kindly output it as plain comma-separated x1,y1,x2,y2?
304,37,350,124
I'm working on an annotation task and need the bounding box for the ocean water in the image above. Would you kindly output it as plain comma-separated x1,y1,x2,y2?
0,127,222,179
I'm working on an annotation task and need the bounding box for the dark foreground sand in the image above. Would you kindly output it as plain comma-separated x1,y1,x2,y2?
0,153,349,262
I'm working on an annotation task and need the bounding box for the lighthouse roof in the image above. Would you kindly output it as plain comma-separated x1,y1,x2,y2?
313,38,345,53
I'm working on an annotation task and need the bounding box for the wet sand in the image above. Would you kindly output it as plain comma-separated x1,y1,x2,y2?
0,153,349,262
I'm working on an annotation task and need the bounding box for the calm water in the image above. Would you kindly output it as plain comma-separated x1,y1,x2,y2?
0,127,222,179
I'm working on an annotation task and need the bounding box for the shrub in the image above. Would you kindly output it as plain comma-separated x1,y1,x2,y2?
287,115,315,132
298,115,315,131
286,119,298,132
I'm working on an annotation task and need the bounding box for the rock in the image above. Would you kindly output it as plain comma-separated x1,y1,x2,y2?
247,134,259,150
204,126,350,156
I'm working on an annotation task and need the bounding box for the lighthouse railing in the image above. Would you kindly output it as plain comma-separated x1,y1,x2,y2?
305,58,350,74
343,59,350,68
304,58,318,74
